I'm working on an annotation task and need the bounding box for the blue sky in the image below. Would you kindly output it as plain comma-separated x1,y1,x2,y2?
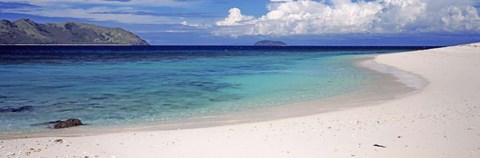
1,0,480,46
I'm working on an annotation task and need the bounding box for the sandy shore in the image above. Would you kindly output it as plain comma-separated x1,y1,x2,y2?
1,43,480,158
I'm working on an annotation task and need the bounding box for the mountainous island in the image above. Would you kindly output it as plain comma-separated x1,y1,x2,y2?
0,19,148,45
253,40,288,46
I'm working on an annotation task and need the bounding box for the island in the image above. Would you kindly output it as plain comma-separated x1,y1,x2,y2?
0,19,148,45
253,40,287,46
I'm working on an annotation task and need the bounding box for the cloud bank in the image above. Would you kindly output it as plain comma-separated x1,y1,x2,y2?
213,0,480,36
0,0,199,24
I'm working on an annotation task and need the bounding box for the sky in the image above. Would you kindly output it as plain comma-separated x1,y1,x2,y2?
1,0,480,46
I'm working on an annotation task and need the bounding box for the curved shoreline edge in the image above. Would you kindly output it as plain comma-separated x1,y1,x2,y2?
0,55,415,139
1,43,480,158
359,58,428,90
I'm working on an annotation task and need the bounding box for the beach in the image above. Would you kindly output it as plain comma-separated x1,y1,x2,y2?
1,43,480,158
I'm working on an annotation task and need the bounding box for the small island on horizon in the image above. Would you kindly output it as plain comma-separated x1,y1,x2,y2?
254,40,288,46
0,19,148,45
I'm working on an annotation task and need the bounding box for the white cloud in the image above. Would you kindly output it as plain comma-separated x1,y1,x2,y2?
377,0,427,31
215,8,254,26
180,20,211,29
441,6,480,32
213,0,480,36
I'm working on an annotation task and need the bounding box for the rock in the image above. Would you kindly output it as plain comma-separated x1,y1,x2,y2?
54,139,63,143
53,118,83,129
48,120,63,124
0,106,34,113
0,18,148,45
373,144,386,148
253,40,287,46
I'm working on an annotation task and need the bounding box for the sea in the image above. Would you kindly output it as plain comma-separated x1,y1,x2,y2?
0,46,434,136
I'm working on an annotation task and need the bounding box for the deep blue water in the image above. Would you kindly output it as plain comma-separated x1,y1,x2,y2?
0,46,433,134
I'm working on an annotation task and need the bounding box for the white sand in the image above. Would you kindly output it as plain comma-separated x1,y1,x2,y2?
1,43,480,158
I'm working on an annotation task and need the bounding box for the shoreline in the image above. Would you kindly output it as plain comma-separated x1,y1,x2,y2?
1,43,479,157
0,55,418,139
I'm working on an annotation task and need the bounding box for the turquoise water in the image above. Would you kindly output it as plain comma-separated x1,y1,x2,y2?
0,46,424,134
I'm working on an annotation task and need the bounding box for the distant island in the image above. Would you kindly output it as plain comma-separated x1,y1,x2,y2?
0,19,148,45
253,40,287,46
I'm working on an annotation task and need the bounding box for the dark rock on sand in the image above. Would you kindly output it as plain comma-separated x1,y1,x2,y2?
52,118,83,129
0,106,34,113
373,144,387,148
54,139,63,143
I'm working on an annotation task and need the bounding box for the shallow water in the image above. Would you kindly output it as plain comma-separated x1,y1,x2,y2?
0,46,428,135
